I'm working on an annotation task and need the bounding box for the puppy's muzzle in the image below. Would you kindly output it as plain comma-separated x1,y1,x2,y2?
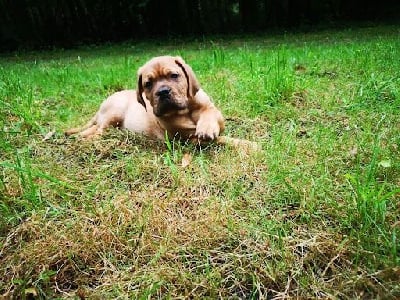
154,85,186,117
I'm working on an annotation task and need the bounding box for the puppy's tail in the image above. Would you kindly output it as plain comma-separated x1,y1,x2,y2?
216,136,262,152
64,114,97,136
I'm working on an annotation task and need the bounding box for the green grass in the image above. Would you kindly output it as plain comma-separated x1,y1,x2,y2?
1,25,400,299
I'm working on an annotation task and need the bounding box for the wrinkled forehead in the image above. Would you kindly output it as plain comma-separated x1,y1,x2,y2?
140,58,181,80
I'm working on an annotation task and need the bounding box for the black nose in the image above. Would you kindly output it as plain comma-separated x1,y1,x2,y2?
156,86,171,98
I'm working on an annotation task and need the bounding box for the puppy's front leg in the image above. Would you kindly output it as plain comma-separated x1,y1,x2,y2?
192,90,224,140
195,106,225,140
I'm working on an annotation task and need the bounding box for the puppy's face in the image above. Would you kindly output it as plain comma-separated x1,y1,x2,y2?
137,56,199,117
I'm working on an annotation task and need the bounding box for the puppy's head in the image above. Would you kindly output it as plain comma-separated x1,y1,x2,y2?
137,56,200,117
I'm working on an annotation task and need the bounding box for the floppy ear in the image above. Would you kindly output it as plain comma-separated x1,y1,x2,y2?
174,57,200,98
136,73,147,110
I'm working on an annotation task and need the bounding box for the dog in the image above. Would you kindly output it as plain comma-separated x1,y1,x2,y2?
66,55,224,142
66,55,260,151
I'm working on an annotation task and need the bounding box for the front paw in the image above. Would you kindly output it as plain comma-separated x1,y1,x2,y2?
195,120,220,140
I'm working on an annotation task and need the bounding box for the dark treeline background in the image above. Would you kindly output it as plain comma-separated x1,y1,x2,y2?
1,0,399,50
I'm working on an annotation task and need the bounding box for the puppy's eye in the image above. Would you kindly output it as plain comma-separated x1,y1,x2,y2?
144,81,152,89
170,73,179,79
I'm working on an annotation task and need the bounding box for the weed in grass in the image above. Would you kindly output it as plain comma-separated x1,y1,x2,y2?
163,133,181,186
0,144,71,230
345,141,400,266
211,44,226,67
345,73,399,111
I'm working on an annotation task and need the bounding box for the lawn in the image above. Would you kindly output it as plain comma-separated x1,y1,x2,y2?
1,25,399,299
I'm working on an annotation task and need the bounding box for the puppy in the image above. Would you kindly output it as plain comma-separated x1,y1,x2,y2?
66,56,260,151
66,56,224,142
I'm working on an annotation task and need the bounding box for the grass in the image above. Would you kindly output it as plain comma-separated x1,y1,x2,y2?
1,25,399,298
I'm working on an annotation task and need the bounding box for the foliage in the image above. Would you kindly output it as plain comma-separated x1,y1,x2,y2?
1,0,400,49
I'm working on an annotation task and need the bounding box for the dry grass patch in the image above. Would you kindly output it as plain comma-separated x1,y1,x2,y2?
1,133,271,298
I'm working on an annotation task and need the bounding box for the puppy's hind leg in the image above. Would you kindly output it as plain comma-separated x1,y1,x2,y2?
215,136,262,153
79,123,101,138
66,92,129,139
80,114,123,138
65,114,98,136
